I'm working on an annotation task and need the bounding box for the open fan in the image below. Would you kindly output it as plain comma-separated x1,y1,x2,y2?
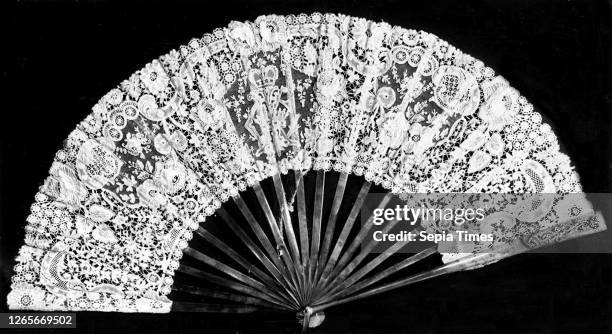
7,13,605,330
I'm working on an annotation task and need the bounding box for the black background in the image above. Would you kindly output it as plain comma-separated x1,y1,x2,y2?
2,0,612,333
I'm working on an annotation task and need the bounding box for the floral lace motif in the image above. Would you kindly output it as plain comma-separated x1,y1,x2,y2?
7,13,605,312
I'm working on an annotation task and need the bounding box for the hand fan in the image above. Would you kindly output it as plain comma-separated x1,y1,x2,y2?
7,13,606,330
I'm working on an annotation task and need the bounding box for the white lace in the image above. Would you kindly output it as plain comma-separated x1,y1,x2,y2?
7,13,605,312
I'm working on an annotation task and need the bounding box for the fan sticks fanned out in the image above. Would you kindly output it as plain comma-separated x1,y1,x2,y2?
171,302,266,313
316,192,393,292
318,245,437,305
172,284,285,310
241,187,304,303
307,170,325,300
193,227,288,300
317,181,372,286
295,172,310,268
317,172,349,278
176,264,293,310
217,206,302,308
271,174,302,268
310,251,502,312
313,219,407,300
